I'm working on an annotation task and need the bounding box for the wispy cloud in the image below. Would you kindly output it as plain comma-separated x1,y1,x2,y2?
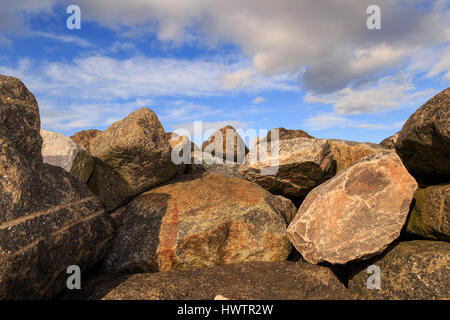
304,75,438,115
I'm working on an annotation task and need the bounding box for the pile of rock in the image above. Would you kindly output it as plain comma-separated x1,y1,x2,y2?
1,73,448,300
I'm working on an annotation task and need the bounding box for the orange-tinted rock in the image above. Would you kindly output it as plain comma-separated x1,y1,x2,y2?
88,108,177,211
379,132,399,149
239,138,335,199
287,151,418,265
70,129,102,150
102,172,293,273
327,139,383,173
202,125,249,163
395,88,450,183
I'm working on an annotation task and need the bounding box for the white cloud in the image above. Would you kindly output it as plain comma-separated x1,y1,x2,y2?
426,46,450,80
0,56,297,101
221,69,253,90
31,32,93,48
2,0,448,93
305,75,438,115
304,112,404,131
252,96,265,104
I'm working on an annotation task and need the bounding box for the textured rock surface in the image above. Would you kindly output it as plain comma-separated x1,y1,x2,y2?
41,129,94,183
328,139,383,173
263,127,314,143
239,138,335,199
405,184,450,241
0,75,42,167
379,132,399,149
348,241,450,300
70,129,102,150
287,151,418,265
0,75,115,299
167,132,201,174
103,172,293,273
395,88,450,183
88,108,177,211
202,125,249,163
63,261,352,300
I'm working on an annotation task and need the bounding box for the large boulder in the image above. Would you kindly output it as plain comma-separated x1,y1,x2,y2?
201,125,249,163
88,108,178,211
286,151,418,265
102,172,293,273
70,129,102,150
0,75,42,167
239,138,335,200
348,241,450,300
0,75,115,299
379,132,399,149
40,129,94,183
62,261,352,300
327,139,383,173
395,88,450,183
405,184,450,241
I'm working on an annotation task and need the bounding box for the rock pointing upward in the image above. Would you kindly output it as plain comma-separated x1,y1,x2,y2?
88,108,178,211
286,151,417,265
0,75,115,299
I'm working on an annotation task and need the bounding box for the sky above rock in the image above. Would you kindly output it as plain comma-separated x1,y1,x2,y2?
0,0,448,145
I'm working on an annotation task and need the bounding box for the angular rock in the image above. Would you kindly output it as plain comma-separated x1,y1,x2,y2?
88,108,177,211
166,132,201,174
202,125,249,163
239,138,335,199
41,129,94,183
379,132,399,149
395,88,450,183
263,127,314,143
328,139,383,173
405,184,450,241
70,129,102,150
0,75,115,299
103,172,293,273
286,151,418,265
0,75,42,167
63,261,352,300
348,241,450,300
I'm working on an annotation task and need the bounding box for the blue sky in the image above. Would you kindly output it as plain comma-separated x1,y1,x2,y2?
0,0,448,146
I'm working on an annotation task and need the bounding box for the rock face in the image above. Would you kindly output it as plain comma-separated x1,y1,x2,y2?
102,172,293,273
70,129,102,150
286,151,418,265
379,132,399,149
63,261,352,300
264,127,314,143
395,88,450,183
348,241,450,300
0,75,115,299
328,139,383,173
41,129,94,183
0,75,42,167
88,108,178,212
166,132,201,174
405,184,450,241
239,138,335,199
202,125,249,163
